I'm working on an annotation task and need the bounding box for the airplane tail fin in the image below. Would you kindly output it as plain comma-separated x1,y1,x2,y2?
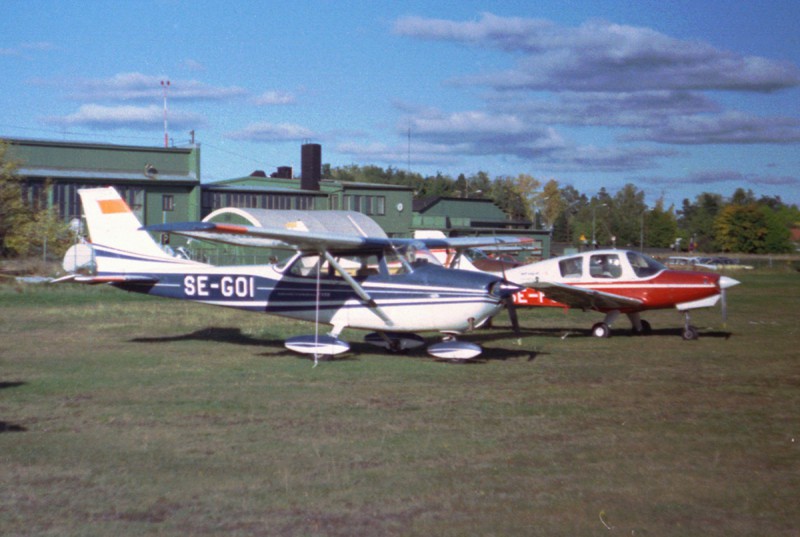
71,187,194,276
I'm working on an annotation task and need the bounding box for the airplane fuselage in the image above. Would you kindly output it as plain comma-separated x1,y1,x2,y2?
512,269,722,312
505,249,726,312
98,245,507,334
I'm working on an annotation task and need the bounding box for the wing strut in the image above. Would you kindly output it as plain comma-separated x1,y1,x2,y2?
322,251,393,326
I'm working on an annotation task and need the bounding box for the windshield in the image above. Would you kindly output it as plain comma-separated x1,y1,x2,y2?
627,251,666,277
390,240,442,273
463,248,490,262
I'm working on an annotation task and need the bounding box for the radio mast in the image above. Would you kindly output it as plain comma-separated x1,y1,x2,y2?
160,80,170,148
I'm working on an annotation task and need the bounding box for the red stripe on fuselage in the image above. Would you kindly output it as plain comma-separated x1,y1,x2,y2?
514,270,720,311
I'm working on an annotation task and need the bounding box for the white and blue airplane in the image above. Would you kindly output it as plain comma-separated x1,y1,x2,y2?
61,187,525,360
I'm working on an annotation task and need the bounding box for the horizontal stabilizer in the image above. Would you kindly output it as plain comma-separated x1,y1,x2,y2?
73,275,159,285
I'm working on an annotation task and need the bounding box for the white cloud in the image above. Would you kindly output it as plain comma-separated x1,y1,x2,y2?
0,41,56,57
225,122,316,142
396,14,800,93
182,59,206,72
626,112,800,144
65,72,247,102
641,170,800,186
337,140,459,167
406,109,566,159
391,12,800,177
253,91,296,106
42,104,205,130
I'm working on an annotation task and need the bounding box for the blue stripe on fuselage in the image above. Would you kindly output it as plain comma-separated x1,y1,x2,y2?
106,268,502,314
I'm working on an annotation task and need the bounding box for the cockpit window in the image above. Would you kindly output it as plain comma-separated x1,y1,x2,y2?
286,252,387,279
558,256,583,278
287,253,327,278
627,251,665,278
390,241,442,273
589,254,622,278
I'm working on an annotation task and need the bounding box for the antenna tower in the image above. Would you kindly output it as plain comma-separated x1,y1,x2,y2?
160,80,170,148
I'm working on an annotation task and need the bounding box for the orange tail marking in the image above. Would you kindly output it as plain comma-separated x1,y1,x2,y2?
98,199,130,214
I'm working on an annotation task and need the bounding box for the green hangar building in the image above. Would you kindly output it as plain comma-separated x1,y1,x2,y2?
4,137,550,259
6,138,201,228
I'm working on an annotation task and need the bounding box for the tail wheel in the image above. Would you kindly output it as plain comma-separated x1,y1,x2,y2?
591,322,611,338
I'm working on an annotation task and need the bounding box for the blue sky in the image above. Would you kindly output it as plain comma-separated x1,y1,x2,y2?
2,0,799,208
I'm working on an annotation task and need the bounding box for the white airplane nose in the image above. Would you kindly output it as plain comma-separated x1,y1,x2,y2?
719,275,740,289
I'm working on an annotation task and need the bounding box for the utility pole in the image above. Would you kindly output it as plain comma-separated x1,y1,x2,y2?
592,202,607,249
160,80,170,148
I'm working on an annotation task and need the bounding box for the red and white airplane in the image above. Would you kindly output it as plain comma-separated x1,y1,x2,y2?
488,249,740,339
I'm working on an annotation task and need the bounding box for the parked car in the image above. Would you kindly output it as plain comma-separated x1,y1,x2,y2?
666,256,754,271
705,257,754,270
666,256,702,269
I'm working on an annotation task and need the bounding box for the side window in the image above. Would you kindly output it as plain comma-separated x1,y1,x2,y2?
287,253,387,279
338,254,383,278
589,254,622,278
288,254,327,278
558,257,583,278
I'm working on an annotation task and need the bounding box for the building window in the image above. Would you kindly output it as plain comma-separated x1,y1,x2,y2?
296,196,313,210
342,194,385,215
373,196,385,216
162,195,175,211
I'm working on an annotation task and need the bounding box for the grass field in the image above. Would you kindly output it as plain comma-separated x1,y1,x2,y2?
1,270,798,536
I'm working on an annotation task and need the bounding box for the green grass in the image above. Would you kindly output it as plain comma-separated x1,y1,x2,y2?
1,271,799,536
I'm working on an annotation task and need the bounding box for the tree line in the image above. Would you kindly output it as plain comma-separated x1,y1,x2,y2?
327,164,799,254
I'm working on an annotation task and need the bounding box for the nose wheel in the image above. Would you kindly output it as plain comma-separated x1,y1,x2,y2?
682,312,699,340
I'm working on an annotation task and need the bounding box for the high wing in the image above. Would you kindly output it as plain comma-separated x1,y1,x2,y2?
145,221,395,322
526,281,643,311
145,221,389,252
144,221,533,254
407,235,534,251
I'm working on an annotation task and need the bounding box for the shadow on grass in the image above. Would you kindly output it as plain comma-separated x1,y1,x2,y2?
131,327,362,362
132,327,284,348
0,421,27,433
1,382,28,433
127,323,731,367
479,323,733,340
129,326,544,364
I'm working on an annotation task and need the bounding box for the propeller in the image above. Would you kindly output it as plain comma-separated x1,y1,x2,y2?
505,296,521,334
497,256,521,335
718,275,740,326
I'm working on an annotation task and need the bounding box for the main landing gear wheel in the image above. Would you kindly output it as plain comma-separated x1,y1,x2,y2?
591,322,611,338
634,319,652,336
682,325,699,341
